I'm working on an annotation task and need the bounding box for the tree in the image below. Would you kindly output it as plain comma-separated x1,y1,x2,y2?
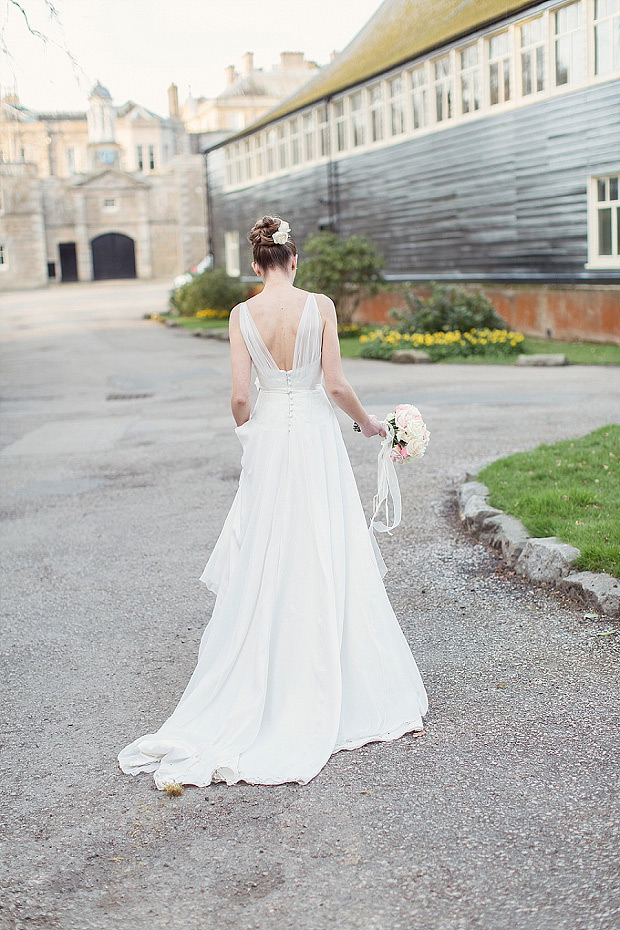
295,231,385,322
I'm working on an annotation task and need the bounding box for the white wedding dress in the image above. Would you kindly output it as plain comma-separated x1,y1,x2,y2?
118,293,428,789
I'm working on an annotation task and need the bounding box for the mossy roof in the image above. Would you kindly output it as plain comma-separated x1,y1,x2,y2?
213,0,538,146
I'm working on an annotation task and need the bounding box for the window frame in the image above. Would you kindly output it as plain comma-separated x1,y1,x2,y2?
459,39,483,115
552,0,585,88
587,172,620,268
431,51,453,123
224,230,241,277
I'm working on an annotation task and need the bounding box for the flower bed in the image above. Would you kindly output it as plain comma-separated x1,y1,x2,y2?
196,308,230,320
359,327,524,361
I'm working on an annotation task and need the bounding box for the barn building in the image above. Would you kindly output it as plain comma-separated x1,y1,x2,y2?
204,0,620,342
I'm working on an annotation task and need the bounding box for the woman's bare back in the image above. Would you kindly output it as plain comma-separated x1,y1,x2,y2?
244,287,323,372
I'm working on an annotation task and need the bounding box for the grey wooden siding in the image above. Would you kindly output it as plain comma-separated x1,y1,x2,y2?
206,78,620,281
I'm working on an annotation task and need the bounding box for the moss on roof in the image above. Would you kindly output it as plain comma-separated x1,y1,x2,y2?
221,0,538,142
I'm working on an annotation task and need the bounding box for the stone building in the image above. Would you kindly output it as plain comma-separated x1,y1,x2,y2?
0,82,206,289
180,51,320,142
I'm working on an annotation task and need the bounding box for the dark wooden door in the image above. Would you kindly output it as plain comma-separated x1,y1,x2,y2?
91,233,136,280
58,242,78,282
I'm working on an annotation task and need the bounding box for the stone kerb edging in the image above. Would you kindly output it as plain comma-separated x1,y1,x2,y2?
457,478,620,618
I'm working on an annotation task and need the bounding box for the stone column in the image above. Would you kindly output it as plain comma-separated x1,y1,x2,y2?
73,190,92,281
135,187,153,279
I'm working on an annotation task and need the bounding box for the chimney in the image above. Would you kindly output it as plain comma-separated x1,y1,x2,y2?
168,82,179,118
242,51,254,74
279,51,305,70
225,64,237,85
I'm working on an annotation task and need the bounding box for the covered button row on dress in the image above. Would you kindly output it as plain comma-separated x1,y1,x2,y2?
286,371,292,431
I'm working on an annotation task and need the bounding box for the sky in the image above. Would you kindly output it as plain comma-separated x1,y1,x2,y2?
0,0,384,115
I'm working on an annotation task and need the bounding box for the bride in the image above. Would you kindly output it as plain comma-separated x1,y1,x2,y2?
117,215,428,789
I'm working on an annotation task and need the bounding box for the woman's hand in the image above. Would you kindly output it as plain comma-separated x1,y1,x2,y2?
360,414,386,438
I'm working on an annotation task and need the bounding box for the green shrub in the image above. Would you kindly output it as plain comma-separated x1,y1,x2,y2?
169,268,248,316
388,282,507,334
295,231,385,322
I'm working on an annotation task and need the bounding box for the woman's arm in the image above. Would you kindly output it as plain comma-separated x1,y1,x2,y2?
228,305,252,427
319,295,385,438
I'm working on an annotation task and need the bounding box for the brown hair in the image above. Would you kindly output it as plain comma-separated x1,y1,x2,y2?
248,214,297,274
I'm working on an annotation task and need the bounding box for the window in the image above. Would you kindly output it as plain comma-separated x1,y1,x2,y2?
225,147,233,185
102,197,118,213
317,106,329,157
488,31,512,104
289,118,301,165
594,0,620,75
388,76,405,135
253,134,264,177
233,143,241,184
136,145,143,171
277,125,288,169
148,144,155,170
0,243,6,269
369,83,384,142
554,1,584,86
589,174,620,264
266,129,276,172
520,17,546,95
333,99,347,152
408,65,428,129
66,147,75,175
242,139,252,180
303,113,315,160
459,43,482,113
349,91,366,147
433,54,453,121
224,231,240,277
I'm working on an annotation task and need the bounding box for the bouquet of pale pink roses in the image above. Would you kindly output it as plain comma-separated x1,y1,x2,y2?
386,403,430,462
354,404,430,462
356,404,430,579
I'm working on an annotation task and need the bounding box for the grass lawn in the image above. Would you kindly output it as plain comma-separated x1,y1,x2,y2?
439,337,620,366
170,316,229,331
477,424,620,577
339,335,620,364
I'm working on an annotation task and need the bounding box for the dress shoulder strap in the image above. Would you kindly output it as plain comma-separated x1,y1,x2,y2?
292,293,322,369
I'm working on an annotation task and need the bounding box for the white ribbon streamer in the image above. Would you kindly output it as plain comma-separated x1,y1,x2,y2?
368,419,402,578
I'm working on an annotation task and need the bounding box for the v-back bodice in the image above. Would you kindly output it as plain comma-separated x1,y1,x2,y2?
239,293,323,393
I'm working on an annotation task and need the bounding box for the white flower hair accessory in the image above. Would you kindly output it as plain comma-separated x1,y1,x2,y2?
272,219,291,245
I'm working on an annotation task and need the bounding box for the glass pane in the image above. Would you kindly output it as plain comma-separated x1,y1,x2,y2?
389,77,402,97
489,32,508,57
503,61,511,100
598,208,612,254
460,44,478,67
412,89,426,128
490,62,499,104
536,46,545,91
610,176,619,200
522,51,532,95
598,178,607,200
555,36,569,84
410,66,425,88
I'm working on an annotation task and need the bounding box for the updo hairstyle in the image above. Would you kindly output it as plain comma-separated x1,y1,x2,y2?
248,214,297,274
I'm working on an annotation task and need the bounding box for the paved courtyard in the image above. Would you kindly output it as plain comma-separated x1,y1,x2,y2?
1,280,618,930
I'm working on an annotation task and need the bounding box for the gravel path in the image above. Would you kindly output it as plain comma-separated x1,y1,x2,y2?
1,281,618,930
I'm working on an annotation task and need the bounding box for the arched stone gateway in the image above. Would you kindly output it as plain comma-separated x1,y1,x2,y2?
91,232,136,280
